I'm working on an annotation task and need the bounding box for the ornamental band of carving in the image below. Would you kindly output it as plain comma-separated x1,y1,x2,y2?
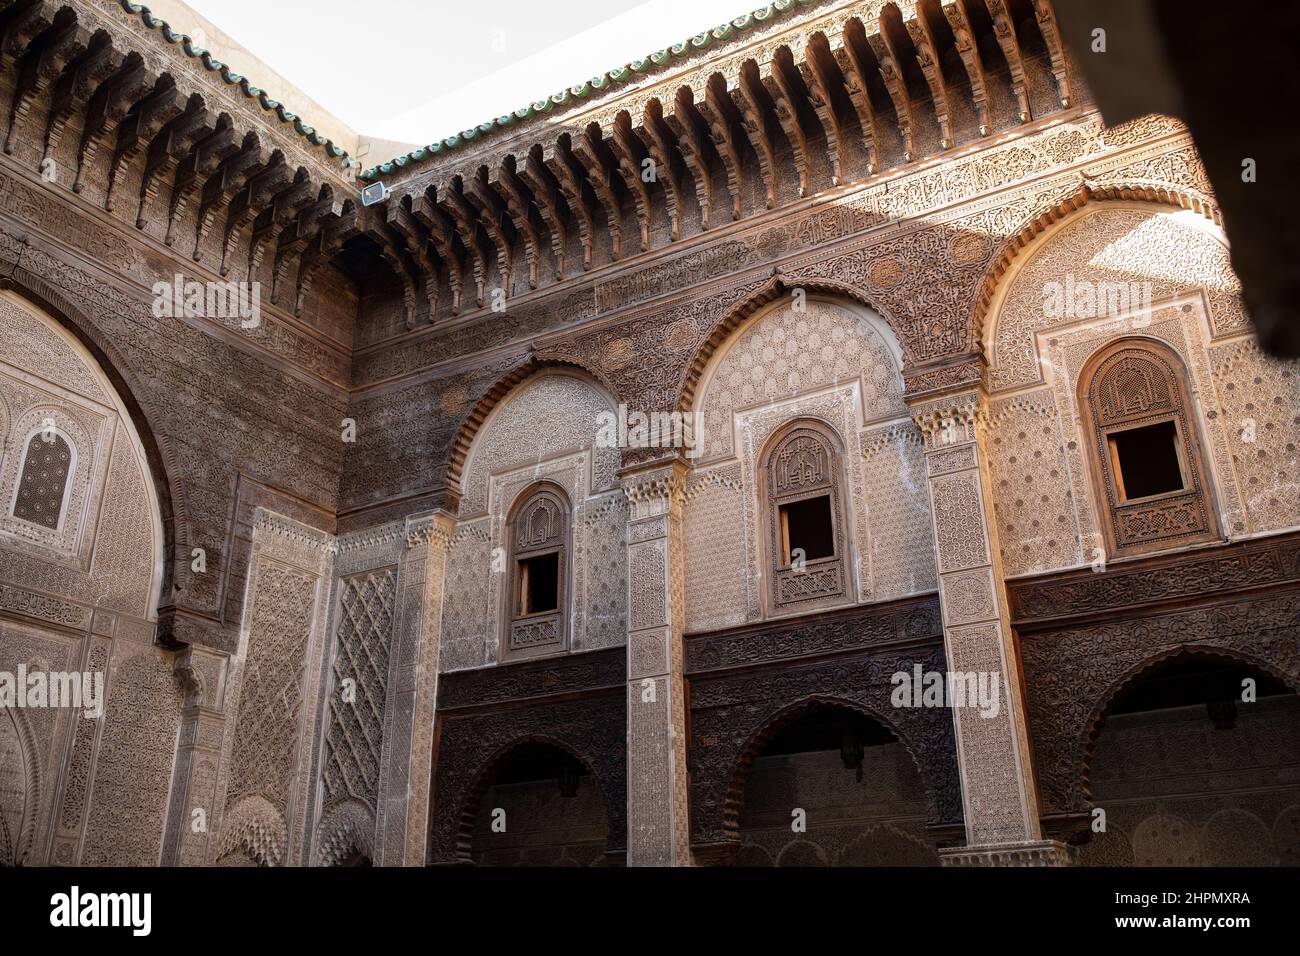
0,0,1295,873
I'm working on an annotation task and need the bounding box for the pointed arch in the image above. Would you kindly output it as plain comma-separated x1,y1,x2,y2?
1078,645,1300,810
721,694,942,846
972,180,1225,351
676,274,901,414
451,734,616,865
444,354,623,499
0,273,181,605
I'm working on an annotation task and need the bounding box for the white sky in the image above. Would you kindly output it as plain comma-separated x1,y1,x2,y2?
184,0,756,147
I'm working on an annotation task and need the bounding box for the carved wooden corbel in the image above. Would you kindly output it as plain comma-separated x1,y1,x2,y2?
802,36,852,186
542,137,596,271
4,8,83,155
488,156,544,289
636,100,686,242
664,87,717,230
518,145,570,280
436,178,489,308
987,0,1032,122
697,75,746,221
944,0,991,136
411,186,465,313
571,124,626,261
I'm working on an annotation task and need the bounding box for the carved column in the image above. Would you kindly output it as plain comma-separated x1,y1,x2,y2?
208,509,336,867
375,509,455,866
47,613,115,866
622,460,692,866
161,645,229,865
908,369,1074,866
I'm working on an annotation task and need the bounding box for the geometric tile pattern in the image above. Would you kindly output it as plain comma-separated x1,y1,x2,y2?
324,569,396,809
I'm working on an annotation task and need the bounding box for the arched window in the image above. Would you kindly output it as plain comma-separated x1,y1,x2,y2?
1078,338,1219,558
503,483,571,659
13,429,73,530
761,420,849,613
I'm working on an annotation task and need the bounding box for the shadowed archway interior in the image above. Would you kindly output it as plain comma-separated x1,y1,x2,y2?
731,703,939,867
1080,657,1300,867
469,741,611,866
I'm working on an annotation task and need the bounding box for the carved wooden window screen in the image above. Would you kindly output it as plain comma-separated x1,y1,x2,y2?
762,420,849,612
1079,339,1219,558
503,483,570,660
13,431,72,530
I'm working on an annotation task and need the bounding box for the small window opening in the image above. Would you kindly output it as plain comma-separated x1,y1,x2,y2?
518,552,559,614
1108,420,1185,500
779,495,835,563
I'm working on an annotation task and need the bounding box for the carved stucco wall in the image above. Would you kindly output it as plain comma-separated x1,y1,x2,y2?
0,292,178,866
0,292,162,616
0,0,1268,870
441,372,627,671
314,563,395,865
306,520,413,867
213,511,334,866
684,297,934,632
79,639,182,866
0,618,82,866
983,204,1300,579
344,113,1220,531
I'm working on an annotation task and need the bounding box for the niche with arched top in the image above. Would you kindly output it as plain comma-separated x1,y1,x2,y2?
502,482,572,661
759,419,852,614
1081,656,1300,867
1078,337,1219,558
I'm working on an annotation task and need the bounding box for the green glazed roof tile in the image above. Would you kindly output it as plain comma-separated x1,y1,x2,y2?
117,1,349,161
361,0,817,180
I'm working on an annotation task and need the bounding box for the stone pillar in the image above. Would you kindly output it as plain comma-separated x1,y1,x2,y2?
47,614,114,866
375,509,455,866
161,645,229,865
909,378,1074,866
622,461,692,866
207,509,336,867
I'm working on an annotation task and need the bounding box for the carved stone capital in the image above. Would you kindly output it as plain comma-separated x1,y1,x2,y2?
620,460,690,520
173,644,230,712
909,388,985,450
403,510,456,551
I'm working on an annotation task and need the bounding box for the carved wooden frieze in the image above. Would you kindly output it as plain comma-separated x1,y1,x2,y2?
437,647,624,711
429,689,627,864
1011,533,1300,841
685,597,961,856
686,593,942,673
1007,532,1300,628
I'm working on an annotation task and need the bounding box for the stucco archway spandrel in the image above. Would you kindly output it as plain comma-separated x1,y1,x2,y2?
0,286,167,619
974,183,1229,377
677,275,902,415
443,355,624,503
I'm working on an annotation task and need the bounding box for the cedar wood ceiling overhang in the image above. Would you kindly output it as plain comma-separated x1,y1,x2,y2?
360,0,1076,324
0,0,360,316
